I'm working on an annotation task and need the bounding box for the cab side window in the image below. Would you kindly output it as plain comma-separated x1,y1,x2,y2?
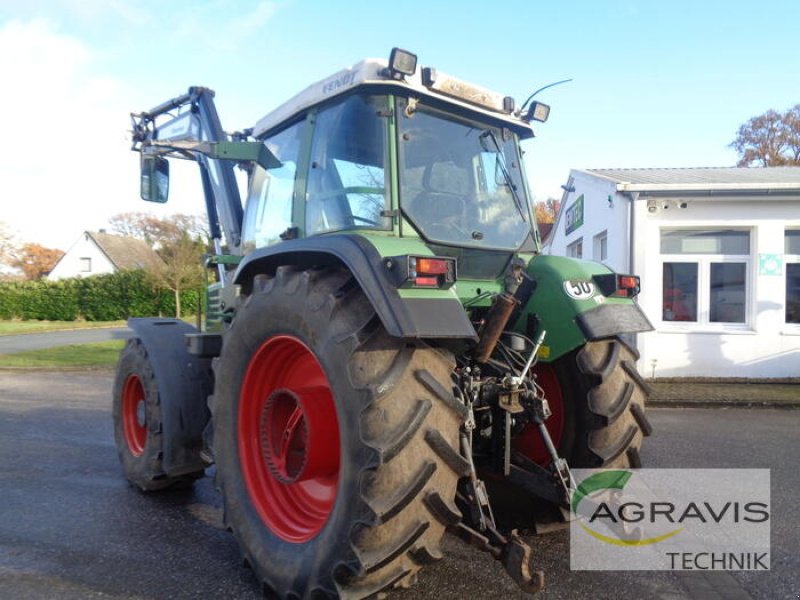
305,94,389,235
242,120,304,251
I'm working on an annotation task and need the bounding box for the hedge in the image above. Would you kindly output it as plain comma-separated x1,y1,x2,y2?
0,270,201,321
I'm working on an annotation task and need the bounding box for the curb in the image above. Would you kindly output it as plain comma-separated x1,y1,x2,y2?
649,400,800,409
647,380,800,409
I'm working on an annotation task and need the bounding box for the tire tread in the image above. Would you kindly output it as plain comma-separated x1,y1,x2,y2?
372,461,437,524
212,267,465,599
571,338,651,469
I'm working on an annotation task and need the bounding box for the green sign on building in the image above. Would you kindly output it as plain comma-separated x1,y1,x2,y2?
565,194,584,234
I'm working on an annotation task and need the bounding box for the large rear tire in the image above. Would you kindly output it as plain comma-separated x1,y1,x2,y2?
211,266,467,599
495,338,651,530
567,337,653,468
112,338,203,491
522,337,652,469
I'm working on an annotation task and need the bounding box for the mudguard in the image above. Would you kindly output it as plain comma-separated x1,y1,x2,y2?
234,233,478,341
127,318,213,476
521,255,654,361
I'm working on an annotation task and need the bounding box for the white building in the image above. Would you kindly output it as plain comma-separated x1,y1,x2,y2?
48,231,163,280
545,167,800,378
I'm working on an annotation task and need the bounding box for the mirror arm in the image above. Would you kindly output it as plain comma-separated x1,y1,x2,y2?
146,140,281,170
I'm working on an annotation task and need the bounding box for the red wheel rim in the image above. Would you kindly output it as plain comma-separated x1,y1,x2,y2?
122,374,147,457
239,335,340,543
512,363,565,466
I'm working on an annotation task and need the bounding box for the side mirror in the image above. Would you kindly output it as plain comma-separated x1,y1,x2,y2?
140,155,169,203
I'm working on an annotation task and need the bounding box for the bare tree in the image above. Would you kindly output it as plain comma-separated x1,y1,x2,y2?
149,233,205,318
108,212,209,317
0,222,17,274
730,105,800,167
785,104,800,164
108,212,209,248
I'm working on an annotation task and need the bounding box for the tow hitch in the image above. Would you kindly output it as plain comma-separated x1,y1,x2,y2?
453,329,577,594
452,421,545,593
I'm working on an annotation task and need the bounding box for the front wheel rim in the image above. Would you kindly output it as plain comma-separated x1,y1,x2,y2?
239,335,341,543
122,374,147,456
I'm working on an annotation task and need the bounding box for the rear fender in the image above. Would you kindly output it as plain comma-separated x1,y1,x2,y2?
234,234,478,341
127,318,212,476
520,255,653,361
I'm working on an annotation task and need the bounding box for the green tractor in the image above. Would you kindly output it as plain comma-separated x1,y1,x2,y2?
113,48,653,598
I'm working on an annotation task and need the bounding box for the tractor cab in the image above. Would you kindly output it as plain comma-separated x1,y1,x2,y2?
242,50,548,258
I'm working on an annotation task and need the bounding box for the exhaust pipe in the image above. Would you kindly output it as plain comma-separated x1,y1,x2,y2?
474,292,519,363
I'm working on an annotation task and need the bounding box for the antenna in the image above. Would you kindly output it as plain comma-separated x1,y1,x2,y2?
519,79,573,113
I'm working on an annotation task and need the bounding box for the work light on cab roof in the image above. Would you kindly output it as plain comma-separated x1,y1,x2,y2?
386,47,417,78
387,47,550,123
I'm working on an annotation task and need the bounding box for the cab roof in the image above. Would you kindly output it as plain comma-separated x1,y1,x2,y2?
252,57,535,140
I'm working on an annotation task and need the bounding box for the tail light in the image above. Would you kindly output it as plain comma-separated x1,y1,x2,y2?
384,255,457,289
594,273,641,298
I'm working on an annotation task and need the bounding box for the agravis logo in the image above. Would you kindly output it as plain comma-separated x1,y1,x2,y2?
569,469,771,571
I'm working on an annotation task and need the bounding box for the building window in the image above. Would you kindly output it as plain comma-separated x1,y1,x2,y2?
662,262,697,321
786,230,800,324
567,238,583,259
660,229,750,326
593,231,608,262
80,257,92,273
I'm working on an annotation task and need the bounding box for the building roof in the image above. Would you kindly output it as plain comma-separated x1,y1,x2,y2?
537,222,554,244
582,167,800,195
89,231,164,271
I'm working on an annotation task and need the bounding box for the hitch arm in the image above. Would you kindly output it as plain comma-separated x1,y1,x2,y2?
450,519,544,594
454,427,545,594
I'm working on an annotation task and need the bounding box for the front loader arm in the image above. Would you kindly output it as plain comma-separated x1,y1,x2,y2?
130,87,265,258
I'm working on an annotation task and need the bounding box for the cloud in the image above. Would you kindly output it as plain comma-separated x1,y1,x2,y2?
65,0,152,26
0,0,152,27
172,1,280,53
225,2,279,40
0,18,188,250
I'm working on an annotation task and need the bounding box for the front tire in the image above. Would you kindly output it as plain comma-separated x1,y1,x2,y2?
112,338,202,491
211,267,467,598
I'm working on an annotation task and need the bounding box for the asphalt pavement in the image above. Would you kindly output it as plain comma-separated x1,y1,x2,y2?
0,328,132,355
0,369,797,600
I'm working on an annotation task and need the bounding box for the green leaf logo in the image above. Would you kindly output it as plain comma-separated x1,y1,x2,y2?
572,470,683,546
571,470,632,515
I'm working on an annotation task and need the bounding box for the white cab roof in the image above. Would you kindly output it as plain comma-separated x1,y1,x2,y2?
252,57,534,139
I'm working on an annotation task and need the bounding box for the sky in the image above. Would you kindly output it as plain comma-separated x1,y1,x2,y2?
1,0,799,251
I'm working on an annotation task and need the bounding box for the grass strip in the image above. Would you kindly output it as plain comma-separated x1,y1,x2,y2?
0,340,125,368
0,320,127,336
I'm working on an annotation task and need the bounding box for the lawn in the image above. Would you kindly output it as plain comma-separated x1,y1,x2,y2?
0,340,126,368
0,320,126,336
